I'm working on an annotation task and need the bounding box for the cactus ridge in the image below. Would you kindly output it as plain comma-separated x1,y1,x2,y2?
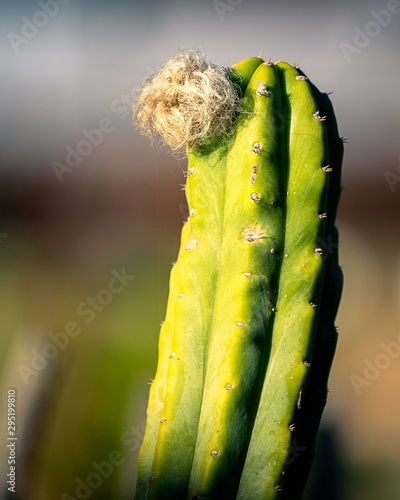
133,52,343,500
279,80,344,500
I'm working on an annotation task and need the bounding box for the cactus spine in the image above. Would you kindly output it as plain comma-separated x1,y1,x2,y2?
133,50,343,500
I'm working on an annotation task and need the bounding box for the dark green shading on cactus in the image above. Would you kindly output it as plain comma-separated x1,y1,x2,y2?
132,50,344,500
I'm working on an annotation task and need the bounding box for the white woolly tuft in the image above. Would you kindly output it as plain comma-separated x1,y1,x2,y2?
133,49,241,152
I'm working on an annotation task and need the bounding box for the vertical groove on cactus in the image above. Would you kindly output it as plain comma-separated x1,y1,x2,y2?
132,49,343,500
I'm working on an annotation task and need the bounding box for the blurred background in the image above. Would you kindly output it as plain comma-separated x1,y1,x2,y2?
1,0,400,498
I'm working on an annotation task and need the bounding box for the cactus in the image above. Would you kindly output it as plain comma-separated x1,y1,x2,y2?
132,50,343,500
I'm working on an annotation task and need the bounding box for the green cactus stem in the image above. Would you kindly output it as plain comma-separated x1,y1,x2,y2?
132,49,343,500
187,59,287,500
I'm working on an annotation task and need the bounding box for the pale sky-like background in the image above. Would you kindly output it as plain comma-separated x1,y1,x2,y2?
1,0,400,182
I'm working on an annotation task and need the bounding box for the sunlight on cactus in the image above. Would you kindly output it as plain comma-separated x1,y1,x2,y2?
132,49,344,500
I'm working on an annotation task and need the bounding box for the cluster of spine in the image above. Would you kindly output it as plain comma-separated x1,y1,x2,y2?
133,54,343,500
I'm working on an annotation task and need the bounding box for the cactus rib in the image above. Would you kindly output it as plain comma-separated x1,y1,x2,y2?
145,143,229,499
279,80,344,500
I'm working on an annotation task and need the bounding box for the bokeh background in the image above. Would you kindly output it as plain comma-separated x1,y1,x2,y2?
1,0,400,498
